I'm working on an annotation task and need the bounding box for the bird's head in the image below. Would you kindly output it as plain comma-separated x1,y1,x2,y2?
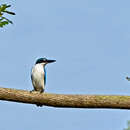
35,58,56,65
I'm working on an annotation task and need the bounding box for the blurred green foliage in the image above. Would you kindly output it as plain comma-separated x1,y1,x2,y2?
0,4,15,27
124,121,130,130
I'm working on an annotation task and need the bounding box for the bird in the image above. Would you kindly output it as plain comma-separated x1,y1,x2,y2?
31,58,56,106
31,57,56,93
30,58,56,107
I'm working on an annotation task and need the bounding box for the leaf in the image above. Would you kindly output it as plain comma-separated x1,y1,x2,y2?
2,17,13,24
0,4,11,12
0,4,7,12
0,17,4,21
0,12,3,17
0,4,15,27
5,5,11,8
0,21,9,27
3,10,15,15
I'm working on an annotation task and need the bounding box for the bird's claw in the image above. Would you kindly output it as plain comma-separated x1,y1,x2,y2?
30,90,35,93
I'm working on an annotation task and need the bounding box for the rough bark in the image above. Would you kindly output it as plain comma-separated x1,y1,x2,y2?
0,87,130,109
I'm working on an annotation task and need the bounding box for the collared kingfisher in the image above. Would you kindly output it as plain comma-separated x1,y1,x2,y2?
31,58,56,93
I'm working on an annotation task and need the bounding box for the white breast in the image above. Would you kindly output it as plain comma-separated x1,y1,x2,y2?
31,64,45,92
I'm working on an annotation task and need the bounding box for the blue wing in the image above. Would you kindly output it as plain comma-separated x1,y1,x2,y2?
44,67,46,85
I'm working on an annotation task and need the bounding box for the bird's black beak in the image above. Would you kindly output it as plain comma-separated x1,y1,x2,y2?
46,59,56,63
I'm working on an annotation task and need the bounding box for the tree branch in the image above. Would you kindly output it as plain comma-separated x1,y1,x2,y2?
0,87,130,109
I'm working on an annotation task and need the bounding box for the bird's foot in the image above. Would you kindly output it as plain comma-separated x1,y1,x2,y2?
36,103,43,107
30,89,44,94
30,90,35,93
30,90,44,107
30,90,40,94
40,89,44,93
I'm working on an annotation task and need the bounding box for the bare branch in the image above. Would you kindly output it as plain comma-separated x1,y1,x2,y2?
0,87,130,109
